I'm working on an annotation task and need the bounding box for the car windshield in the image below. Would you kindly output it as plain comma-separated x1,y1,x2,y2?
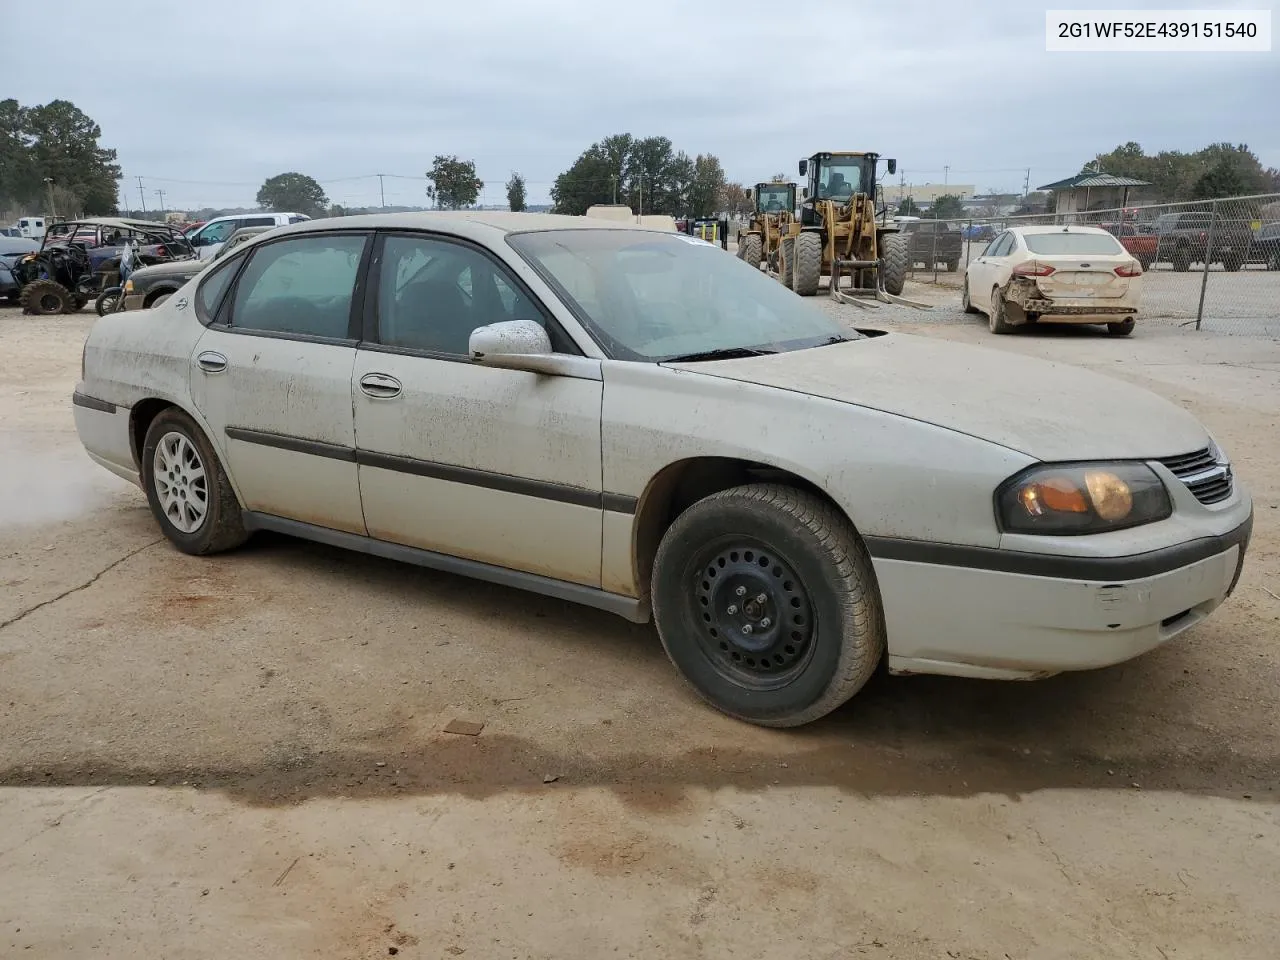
817,159,870,200
758,186,791,212
1023,232,1124,255
508,229,856,362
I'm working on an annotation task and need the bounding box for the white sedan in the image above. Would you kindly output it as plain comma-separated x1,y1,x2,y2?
73,213,1252,727
963,225,1143,336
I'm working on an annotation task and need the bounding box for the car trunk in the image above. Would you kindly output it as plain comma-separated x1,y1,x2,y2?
1032,256,1131,299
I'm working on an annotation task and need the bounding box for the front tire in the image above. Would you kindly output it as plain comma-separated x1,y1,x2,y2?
651,484,884,728
1107,319,1135,337
778,237,795,288
142,408,248,555
18,279,71,315
792,232,821,296
739,233,763,268
961,276,979,314
880,232,908,296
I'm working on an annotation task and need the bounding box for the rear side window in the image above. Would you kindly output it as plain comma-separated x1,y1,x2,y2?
196,255,241,321
230,234,367,339
243,216,277,228
1023,232,1124,256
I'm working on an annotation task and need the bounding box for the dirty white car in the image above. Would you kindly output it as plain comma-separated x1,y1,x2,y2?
73,213,1252,727
963,225,1143,336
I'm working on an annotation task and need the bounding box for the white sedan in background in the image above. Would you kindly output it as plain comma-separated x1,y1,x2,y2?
963,225,1144,336
72,213,1250,727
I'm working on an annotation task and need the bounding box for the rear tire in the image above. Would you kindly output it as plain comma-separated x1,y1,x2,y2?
989,288,1015,334
95,289,120,316
946,259,959,273
881,232,908,296
961,276,979,314
18,279,71,316
778,237,795,288
651,483,884,727
142,408,249,555
1222,255,1243,272
1107,319,1135,337
739,233,763,268
792,232,821,296
1172,247,1192,272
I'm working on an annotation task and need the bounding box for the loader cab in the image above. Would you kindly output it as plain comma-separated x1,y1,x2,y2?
753,182,797,216
798,152,895,225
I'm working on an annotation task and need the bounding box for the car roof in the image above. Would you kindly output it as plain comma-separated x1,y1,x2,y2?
48,217,180,233
203,212,306,223
269,211,669,243
1009,225,1116,236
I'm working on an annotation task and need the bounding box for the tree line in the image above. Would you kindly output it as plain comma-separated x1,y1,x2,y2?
0,99,121,217
1090,142,1278,203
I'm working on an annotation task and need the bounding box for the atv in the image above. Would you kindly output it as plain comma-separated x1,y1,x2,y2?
12,217,194,315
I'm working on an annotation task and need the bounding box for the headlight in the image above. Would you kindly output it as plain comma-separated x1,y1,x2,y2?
997,462,1172,535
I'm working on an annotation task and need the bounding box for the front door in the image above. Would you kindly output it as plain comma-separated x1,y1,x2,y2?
190,231,371,533
352,232,604,586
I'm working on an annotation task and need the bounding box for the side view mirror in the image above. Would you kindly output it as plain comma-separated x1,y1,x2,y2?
886,158,897,175
469,319,590,377
798,159,808,176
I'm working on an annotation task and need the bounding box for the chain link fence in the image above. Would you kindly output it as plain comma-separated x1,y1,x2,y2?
901,193,1280,336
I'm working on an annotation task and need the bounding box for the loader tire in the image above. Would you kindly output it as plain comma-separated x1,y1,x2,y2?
779,237,795,288
792,232,821,296
881,232,908,296
740,233,763,268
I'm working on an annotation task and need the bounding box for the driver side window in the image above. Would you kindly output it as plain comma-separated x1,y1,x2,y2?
375,235,560,356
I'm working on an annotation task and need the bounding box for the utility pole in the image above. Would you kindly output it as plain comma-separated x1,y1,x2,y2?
944,165,950,187
43,177,57,218
1023,168,1031,198
611,174,617,205
136,177,147,214
638,177,643,220
899,168,906,211
377,173,386,208
155,189,166,213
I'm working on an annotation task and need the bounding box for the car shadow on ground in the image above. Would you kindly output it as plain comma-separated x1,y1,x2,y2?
0,531,1274,809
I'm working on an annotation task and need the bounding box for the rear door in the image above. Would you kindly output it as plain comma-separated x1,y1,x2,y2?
189,230,372,532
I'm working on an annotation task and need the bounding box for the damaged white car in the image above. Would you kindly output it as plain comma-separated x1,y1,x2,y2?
963,225,1143,336
73,213,1251,727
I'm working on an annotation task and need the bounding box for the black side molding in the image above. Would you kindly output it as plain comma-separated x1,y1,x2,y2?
72,392,116,414
864,512,1253,582
225,427,639,513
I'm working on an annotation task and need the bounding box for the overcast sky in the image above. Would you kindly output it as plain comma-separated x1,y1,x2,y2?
12,0,1278,210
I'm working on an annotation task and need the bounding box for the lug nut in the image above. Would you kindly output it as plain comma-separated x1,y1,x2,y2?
735,586,747,597
760,617,771,628
726,604,738,615
742,624,753,635
755,593,767,604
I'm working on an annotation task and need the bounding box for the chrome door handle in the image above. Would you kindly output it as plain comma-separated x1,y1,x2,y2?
196,351,227,373
360,373,402,399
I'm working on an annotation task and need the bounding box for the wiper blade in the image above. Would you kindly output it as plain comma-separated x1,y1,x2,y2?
663,346,777,362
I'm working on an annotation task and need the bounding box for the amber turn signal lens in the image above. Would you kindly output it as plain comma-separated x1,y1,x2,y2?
1084,470,1133,520
1019,477,1089,516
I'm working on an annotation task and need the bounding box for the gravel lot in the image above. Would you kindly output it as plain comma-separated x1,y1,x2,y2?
2,296,1279,960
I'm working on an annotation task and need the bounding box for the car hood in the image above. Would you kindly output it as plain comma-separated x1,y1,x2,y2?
666,333,1209,461
130,258,204,282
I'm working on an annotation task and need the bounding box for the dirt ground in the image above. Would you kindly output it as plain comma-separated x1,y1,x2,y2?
1,297,1278,960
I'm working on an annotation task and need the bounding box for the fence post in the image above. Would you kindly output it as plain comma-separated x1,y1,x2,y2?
964,219,973,268
1195,199,1217,330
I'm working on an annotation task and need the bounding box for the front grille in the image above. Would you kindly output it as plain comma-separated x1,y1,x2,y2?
1157,447,1233,505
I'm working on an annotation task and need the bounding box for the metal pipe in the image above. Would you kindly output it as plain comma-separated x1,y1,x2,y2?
1195,199,1217,330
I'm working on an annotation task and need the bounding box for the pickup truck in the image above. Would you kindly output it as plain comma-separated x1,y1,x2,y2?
899,219,963,271
1149,211,1255,272
1100,222,1159,269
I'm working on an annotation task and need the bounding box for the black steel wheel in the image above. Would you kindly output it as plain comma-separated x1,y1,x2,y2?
652,483,884,727
692,538,816,690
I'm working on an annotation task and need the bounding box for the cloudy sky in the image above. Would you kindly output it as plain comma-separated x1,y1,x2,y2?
12,0,1278,210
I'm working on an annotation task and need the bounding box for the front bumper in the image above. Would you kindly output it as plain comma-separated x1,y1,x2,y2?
872,511,1252,680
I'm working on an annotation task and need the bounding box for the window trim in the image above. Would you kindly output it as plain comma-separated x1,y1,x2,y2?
193,251,248,326
359,229,582,363
210,229,374,345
